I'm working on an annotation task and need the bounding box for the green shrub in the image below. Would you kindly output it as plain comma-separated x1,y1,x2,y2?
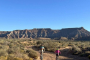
36,41,43,45
27,49,38,58
43,42,59,50
8,48,15,54
0,45,9,50
8,43,15,48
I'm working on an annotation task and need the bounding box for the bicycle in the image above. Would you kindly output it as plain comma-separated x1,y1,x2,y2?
39,45,45,60
55,48,61,60
40,49,45,60
56,55,59,60
40,54,43,60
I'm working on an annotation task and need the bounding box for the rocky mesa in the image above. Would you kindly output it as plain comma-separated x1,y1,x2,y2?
0,27,90,40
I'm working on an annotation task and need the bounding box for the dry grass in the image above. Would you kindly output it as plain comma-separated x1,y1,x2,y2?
0,38,90,59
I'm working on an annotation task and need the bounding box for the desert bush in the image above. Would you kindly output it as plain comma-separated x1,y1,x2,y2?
20,45,25,50
7,57,23,60
26,49,38,59
80,44,86,49
88,55,90,59
8,54,15,57
87,47,90,51
8,53,28,59
8,46,24,58
29,58,33,60
22,54,29,60
8,48,15,54
85,51,90,56
68,42,73,46
79,53,85,57
44,42,59,49
8,43,15,48
80,51,90,57
14,52,23,58
36,40,61,52
0,49,8,56
1,38,90,59
61,43,69,48
20,49,24,53
36,41,43,45
8,46,20,54
0,45,9,51
7,56,14,60
71,45,82,55
13,57,23,60
0,56,7,60
47,48,57,52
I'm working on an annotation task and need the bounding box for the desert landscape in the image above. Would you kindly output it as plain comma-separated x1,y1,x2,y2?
0,27,90,60
0,0,90,60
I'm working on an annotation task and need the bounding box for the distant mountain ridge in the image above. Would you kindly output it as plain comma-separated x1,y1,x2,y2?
0,27,90,40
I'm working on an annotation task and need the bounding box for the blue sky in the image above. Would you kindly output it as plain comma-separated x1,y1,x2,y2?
0,0,90,31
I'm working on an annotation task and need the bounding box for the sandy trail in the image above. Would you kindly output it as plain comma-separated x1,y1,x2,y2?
37,51,89,60
26,46,89,60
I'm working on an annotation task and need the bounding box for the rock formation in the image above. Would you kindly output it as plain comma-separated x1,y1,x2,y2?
0,27,90,40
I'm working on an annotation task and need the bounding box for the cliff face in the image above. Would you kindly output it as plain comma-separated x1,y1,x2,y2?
0,27,90,40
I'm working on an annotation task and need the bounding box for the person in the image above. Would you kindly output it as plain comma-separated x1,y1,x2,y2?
55,48,61,60
39,44,45,60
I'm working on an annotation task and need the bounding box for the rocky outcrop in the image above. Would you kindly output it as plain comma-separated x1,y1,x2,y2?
0,27,90,40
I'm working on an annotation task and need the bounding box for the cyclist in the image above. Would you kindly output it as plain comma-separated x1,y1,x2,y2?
39,44,45,60
55,48,61,60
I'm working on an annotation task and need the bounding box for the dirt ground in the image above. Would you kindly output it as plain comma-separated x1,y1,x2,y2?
26,46,89,60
